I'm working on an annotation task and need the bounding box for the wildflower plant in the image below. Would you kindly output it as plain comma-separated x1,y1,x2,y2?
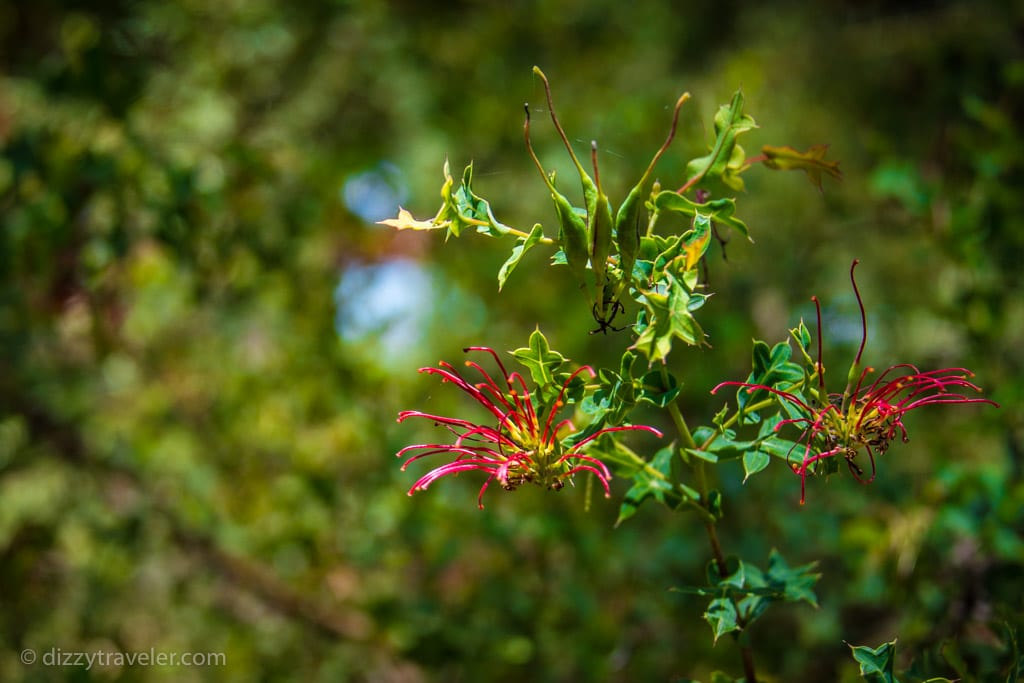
712,259,999,505
397,342,662,508
382,68,996,682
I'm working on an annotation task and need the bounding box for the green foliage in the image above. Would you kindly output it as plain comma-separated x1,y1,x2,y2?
683,90,758,192
847,638,959,683
1,2,1020,683
511,328,569,391
673,549,820,642
382,68,834,351
849,640,900,683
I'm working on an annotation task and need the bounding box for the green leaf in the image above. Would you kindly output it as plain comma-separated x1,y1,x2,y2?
706,489,723,519
766,548,820,608
737,339,806,415
742,450,770,482
632,273,708,362
761,144,842,192
704,597,741,642
497,223,545,290
754,414,804,467
756,433,802,464
616,445,680,525
794,320,813,354
684,90,757,190
452,163,512,237
581,359,638,426
734,561,771,625
511,329,566,390
682,213,714,270
686,426,757,463
653,190,752,242
706,556,744,590
636,369,681,407
379,161,515,240
847,639,899,683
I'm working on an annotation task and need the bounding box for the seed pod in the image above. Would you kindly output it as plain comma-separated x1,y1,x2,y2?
615,92,689,298
524,104,591,290
590,141,614,314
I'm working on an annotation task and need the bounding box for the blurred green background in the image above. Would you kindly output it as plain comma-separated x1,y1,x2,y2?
1,1,1021,681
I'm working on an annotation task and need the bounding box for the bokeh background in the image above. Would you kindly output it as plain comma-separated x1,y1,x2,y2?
1,1,1021,681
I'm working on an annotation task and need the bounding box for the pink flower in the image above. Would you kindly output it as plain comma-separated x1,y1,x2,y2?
713,260,997,504
398,346,662,508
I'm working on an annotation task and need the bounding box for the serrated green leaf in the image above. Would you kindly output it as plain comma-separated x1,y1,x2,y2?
735,561,771,625
684,90,757,189
848,639,899,683
497,223,546,290
453,163,512,237
737,594,771,626
511,329,566,390
616,445,677,525
766,548,820,608
632,273,708,362
580,366,634,425
704,597,741,642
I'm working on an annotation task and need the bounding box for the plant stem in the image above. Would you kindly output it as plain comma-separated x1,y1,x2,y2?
664,373,758,683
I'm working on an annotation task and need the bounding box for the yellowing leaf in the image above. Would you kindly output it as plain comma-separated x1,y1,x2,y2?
682,213,712,271
376,207,448,231
761,144,842,192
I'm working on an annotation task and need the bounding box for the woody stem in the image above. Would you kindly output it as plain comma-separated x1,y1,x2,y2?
664,373,758,683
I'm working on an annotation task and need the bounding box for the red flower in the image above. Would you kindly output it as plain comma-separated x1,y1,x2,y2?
714,260,997,503
398,346,662,508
